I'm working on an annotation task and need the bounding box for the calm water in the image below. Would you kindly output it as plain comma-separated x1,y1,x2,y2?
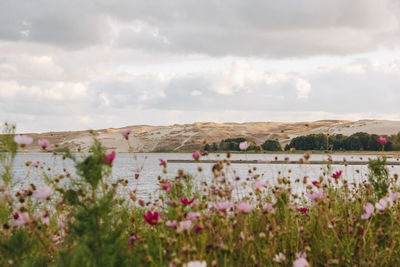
5,152,400,199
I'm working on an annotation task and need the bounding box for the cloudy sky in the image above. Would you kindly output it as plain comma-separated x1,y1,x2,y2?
1,0,400,133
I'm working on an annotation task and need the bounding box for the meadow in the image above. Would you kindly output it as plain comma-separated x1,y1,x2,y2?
1,123,399,267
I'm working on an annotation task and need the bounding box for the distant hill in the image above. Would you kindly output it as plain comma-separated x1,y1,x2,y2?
17,120,400,152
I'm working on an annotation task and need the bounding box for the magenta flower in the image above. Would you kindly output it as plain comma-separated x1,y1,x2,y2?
332,170,342,180
239,141,249,151
180,198,195,205
38,139,50,149
138,199,145,206
177,220,193,232
195,225,204,234
236,201,252,213
14,135,33,147
307,190,326,201
377,137,388,144
299,207,308,215
128,235,136,249
143,211,161,226
122,129,132,140
213,201,233,212
159,159,167,167
192,150,201,161
15,212,30,227
107,151,116,165
187,212,201,221
361,203,374,219
311,181,320,186
161,180,172,191
165,220,177,227
33,185,53,200
134,173,140,179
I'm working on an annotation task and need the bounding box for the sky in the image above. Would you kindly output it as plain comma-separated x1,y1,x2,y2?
1,0,400,133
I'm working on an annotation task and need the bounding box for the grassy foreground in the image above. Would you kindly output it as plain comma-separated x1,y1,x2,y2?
1,124,400,266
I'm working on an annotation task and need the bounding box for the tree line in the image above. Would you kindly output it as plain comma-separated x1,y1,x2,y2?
203,132,400,152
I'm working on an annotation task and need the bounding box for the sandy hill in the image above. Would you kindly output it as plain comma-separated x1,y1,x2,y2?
19,120,400,152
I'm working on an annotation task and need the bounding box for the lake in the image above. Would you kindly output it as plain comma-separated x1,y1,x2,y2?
5,152,400,199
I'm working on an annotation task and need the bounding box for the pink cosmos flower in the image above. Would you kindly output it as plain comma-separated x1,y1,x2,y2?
361,203,374,219
128,235,136,249
143,211,161,226
377,137,388,144
38,139,50,149
159,159,167,167
239,141,249,151
187,212,201,221
138,199,145,206
307,190,326,201
293,253,309,267
180,198,195,205
192,150,201,161
177,220,193,232
236,201,252,213
15,212,30,227
107,151,116,165
165,220,177,227
122,129,132,140
332,170,342,179
213,201,233,212
263,203,275,213
14,135,33,147
375,198,389,211
389,192,400,202
312,181,320,186
255,180,268,191
41,216,50,226
33,185,53,200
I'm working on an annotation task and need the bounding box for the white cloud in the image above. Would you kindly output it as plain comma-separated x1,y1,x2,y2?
295,78,312,99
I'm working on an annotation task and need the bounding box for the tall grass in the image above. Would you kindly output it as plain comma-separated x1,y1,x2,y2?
1,124,400,266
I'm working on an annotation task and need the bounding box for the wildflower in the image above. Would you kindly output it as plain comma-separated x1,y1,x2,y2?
129,193,136,201
273,252,286,263
122,129,131,140
128,235,136,249
38,139,50,149
3,191,12,204
187,212,201,221
263,203,275,213
33,185,52,200
138,199,145,206
180,198,195,205
14,135,33,147
15,212,30,227
195,225,204,234
293,252,309,267
236,201,252,213
30,161,40,168
259,232,266,238
167,200,178,206
161,180,172,191
307,190,326,200
389,192,400,202
135,173,140,179
375,198,389,211
165,220,177,227
143,211,161,226
239,141,249,151
299,207,308,215
41,216,50,226
183,261,206,267
312,181,320,186
361,203,374,219
177,220,193,232
213,201,233,212
332,170,342,179
255,180,268,191
159,159,167,167
192,150,201,161
107,151,116,165
377,137,388,144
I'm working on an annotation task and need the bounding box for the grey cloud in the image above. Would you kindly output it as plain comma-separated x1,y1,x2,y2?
1,0,399,57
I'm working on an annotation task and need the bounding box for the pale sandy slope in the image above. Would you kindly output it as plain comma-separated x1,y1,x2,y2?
19,120,400,152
